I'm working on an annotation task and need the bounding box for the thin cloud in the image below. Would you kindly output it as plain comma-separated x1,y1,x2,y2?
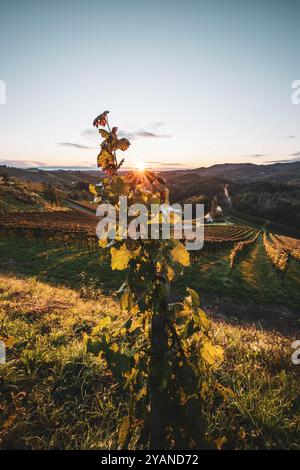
81,122,171,142
58,142,93,149
134,130,171,139
264,151,300,164
133,121,171,138
81,129,96,139
265,157,300,164
243,154,268,158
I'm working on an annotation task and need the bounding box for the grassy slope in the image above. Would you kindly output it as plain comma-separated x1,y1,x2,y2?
0,184,66,213
1,274,299,449
0,185,45,212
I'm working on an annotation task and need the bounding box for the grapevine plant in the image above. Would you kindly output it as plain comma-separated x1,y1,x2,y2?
87,111,224,449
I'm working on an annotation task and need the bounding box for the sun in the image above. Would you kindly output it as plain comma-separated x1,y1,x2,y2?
135,161,146,172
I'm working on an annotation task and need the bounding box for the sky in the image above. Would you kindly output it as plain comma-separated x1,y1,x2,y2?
0,0,300,171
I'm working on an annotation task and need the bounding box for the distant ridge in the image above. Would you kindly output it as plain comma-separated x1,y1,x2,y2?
1,161,300,185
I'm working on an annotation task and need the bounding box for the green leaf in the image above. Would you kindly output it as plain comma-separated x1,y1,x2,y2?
85,336,104,356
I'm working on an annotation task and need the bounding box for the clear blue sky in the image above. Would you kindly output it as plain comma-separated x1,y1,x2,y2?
0,0,300,170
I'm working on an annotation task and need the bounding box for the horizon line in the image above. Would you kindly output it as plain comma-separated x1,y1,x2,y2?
0,160,300,173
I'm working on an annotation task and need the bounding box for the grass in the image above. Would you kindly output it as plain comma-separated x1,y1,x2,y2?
0,237,124,294
0,274,299,449
1,235,300,310
0,234,300,449
0,275,128,450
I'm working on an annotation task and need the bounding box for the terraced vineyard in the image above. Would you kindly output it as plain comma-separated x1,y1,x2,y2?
0,211,99,253
0,210,98,235
0,211,257,249
204,225,256,243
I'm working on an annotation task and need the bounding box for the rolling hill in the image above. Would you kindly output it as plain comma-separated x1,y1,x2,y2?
1,161,300,231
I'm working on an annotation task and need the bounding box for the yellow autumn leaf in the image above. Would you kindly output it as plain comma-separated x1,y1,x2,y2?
97,149,109,163
214,436,227,450
124,367,137,382
126,304,139,316
198,308,211,330
166,265,175,281
187,287,200,306
92,316,111,334
156,262,175,281
215,383,235,401
171,242,190,267
111,245,131,270
136,386,147,401
89,184,97,196
156,261,163,272
116,138,130,151
202,340,224,367
98,317,111,329
98,238,108,248
99,129,110,139
129,317,142,332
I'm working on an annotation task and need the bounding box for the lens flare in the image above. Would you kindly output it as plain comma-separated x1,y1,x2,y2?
135,161,146,172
